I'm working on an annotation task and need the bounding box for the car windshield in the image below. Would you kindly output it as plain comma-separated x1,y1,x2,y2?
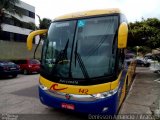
29,59,40,64
0,61,15,66
41,15,118,79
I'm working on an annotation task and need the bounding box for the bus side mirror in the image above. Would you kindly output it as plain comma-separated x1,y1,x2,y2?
118,22,128,48
27,29,48,51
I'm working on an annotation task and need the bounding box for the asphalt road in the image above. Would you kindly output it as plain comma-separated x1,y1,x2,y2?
120,67,160,115
0,67,160,120
0,74,88,120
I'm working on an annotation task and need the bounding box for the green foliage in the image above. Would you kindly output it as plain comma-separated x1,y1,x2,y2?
0,0,36,33
39,18,52,29
128,46,151,54
138,46,152,54
33,15,51,59
128,18,160,49
0,0,21,15
28,22,36,30
37,15,52,29
0,0,21,31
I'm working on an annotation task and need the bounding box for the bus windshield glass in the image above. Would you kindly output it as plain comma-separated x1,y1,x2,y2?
41,15,118,79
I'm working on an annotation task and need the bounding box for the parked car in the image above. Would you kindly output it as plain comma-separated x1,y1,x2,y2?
0,61,20,78
136,59,150,67
148,54,160,74
13,59,40,74
125,53,136,66
144,54,154,63
150,61,160,74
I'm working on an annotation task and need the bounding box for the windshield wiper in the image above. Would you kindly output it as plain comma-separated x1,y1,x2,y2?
51,39,70,77
55,39,69,64
75,40,90,79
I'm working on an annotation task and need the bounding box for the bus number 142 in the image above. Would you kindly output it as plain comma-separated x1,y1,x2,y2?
79,89,89,94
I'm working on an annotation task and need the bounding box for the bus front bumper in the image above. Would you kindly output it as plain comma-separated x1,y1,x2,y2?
39,86,119,115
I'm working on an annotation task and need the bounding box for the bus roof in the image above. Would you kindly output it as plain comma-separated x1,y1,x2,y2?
54,8,121,20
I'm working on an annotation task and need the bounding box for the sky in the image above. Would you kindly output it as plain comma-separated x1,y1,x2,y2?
21,0,160,24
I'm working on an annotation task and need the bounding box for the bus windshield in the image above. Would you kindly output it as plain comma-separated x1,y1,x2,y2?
41,15,118,79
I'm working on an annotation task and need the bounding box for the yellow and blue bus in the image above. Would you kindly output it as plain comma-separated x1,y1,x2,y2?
27,8,136,115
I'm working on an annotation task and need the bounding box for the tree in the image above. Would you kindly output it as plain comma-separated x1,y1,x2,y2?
0,0,22,31
128,18,160,49
37,15,52,29
34,15,52,58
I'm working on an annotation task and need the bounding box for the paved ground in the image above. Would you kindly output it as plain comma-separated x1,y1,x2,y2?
0,67,160,120
0,74,88,120
119,67,160,117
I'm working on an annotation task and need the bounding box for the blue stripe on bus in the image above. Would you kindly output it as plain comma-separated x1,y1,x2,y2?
117,65,129,107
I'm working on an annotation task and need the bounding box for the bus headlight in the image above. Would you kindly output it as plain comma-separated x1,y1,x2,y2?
92,87,118,99
39,84,48,91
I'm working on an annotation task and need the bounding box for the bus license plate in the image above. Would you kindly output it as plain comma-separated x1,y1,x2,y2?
61,103,75,110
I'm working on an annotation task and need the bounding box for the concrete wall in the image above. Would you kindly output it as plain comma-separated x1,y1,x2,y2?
0,40,42,60
16,1,35,13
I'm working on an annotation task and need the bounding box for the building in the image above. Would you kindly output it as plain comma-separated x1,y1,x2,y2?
0,1,35,42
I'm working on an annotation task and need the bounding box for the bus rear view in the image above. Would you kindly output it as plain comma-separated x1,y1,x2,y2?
27,8,135,115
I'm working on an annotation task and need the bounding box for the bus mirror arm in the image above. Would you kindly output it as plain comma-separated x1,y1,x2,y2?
27,29,48,51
